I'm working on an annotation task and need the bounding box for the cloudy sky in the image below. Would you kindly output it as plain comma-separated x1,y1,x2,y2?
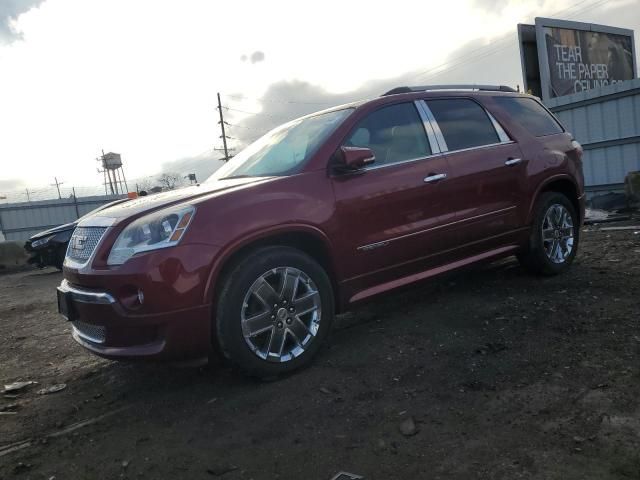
0,0,639,196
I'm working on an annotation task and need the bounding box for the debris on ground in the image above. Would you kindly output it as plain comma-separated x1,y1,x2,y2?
599,225,640,232
399,416,418,437
46,408,128,438
3,381,37,393
36,384,67,395
584,208,631,225
206,465,239,476
330,472,364,480
0,441,31,458
475,342,507,355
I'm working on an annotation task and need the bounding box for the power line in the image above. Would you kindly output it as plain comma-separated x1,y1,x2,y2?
50,177,64,199
222,106,291,120
221,93,333,105
217,0,615,148
216,92,235,161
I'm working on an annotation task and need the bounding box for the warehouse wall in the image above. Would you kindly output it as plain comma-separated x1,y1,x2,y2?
548,78,640,192
0,195,126,242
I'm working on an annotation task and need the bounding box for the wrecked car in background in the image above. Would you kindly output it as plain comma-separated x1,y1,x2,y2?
25,198,130,270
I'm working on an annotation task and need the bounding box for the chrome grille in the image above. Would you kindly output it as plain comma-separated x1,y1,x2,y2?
67,227,107,263
72,321,106,344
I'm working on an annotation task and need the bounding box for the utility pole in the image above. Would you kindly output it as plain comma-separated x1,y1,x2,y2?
51,176,64,199
25,188,31,202
72,187,80,218
216,92,232,161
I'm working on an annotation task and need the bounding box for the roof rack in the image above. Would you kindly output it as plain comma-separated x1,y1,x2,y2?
382,85,517,96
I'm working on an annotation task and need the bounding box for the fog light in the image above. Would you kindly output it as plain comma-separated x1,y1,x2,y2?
137,289,145,305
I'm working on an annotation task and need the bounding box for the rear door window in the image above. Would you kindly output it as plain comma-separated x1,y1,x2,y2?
492,96,564,137
344,103,431,167
426,98,500,151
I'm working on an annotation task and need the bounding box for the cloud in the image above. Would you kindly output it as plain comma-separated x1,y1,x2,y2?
174,30,522,180
469,0,512,11
250,50,265,64
470,0,546,13
0,0,45,44
159,150,227,183
0,179,27,202
240,50,266,64
225,31,523,148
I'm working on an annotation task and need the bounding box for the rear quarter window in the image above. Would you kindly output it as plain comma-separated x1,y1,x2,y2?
492,96,564,137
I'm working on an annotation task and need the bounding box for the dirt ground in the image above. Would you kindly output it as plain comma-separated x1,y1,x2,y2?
1,225,640,480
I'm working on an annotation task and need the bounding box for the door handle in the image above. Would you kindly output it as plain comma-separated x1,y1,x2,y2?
505,158,522,166
424,173,447,183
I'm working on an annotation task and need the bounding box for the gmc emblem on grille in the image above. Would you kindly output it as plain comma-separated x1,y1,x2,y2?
71,235,88,251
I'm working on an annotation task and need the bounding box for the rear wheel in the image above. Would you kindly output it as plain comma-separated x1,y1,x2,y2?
518,192,579,275
214,246,334,378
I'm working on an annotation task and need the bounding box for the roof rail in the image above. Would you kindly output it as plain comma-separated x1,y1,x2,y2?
382,85,517,96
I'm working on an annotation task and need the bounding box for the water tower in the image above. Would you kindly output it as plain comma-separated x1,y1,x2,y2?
98,151,129,195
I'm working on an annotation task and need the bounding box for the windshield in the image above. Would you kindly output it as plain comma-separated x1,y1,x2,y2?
207,108,353,181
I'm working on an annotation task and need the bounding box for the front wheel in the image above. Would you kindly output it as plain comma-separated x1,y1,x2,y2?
518,192,579,275
214,246,334,378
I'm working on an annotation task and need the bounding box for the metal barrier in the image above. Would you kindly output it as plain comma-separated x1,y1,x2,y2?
0,195,125,242
547,78,640,192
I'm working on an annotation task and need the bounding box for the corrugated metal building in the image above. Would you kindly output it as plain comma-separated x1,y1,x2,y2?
0,195,125,242
546,78,640,193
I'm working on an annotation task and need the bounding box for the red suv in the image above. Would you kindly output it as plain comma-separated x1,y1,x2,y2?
58,85,585,377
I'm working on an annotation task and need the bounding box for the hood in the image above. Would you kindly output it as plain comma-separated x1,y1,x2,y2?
78,176,274,227
30,222,77,241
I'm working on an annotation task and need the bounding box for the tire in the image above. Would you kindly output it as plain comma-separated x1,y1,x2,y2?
518,192,579,275
214,246,335,378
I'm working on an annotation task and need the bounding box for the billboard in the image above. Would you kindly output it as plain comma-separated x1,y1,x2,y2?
518,18,637,101
544,26,634,98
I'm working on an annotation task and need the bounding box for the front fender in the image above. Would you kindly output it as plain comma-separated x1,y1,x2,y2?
202,223,335,306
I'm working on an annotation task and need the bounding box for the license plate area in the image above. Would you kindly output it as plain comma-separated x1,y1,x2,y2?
57,288,78,321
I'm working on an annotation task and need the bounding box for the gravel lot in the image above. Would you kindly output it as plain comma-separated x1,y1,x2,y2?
1,225,640,480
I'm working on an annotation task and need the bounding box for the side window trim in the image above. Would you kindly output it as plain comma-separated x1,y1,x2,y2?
413,100,443,154
486,111,511,143
417,100,448,152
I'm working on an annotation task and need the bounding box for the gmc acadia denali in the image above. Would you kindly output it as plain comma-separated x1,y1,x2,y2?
57,85,585,378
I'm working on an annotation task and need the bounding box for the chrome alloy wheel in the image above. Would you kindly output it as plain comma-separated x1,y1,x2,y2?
240,267,322,363
541,204,574,264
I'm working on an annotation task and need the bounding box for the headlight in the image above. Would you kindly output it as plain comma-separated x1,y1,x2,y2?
107,206,195,266
31,235,54,248
54,229,74,244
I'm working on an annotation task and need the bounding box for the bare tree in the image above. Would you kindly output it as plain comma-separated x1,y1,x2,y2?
158,172,183,190
135,178,155,193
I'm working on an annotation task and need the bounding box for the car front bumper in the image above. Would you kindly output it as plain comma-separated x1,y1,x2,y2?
57,278,212,361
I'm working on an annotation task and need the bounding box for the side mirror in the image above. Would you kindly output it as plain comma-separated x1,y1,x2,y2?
334,146,375,173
